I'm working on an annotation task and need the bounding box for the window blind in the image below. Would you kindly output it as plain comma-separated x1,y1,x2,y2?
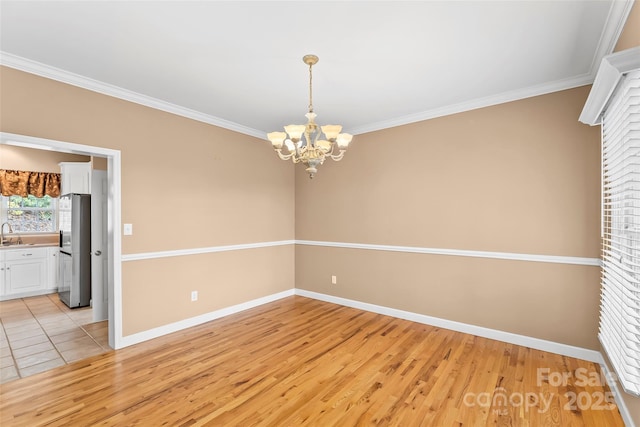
600,69,640,396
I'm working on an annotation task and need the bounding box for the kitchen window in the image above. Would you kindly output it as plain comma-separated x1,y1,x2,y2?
0,195,58,233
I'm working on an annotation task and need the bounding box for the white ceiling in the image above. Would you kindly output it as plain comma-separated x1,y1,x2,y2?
0,1,634,139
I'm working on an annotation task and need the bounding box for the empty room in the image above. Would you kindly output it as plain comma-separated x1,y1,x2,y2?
0,1,639,426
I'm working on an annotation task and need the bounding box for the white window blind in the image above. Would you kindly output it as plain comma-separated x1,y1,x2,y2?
600,69,640,396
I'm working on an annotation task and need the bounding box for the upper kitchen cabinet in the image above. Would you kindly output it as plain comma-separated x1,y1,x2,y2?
59,162,91,194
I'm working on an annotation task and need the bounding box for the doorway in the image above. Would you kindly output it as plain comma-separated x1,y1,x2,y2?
0,132,122,350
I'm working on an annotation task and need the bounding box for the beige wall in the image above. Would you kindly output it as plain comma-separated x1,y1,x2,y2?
296,87,600,257
296,246,600,348
296,85,602,349
0,144,89,172
0,65,295,335
91,156,108,171
123,245,293,335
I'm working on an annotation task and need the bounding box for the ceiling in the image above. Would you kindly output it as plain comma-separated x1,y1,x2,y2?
0,1,634,139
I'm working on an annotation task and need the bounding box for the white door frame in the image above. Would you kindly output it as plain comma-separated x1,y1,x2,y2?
0,132,123,349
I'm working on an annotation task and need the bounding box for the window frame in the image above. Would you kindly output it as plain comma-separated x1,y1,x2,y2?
0,194,59,234
599,69,640,397
580,47,640,400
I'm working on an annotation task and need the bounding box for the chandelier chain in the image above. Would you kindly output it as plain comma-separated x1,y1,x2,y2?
308,62,314,113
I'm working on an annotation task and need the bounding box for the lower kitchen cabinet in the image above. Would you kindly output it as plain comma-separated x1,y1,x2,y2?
0,246,57,301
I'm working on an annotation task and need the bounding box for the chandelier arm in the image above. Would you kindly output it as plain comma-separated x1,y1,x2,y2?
324,142,339,157
275,149,294,161
328,150,346,161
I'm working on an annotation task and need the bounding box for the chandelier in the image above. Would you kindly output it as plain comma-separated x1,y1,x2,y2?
267,54,353,179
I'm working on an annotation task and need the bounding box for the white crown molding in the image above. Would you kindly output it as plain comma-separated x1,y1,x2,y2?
580,46,640,125
0,51,266,140
2,0,633,139
3,47,595,137
349,0,635,136
121,239,296,262
1,2,631,138
585,0,636,79
348,73,595,135
296,240,601,267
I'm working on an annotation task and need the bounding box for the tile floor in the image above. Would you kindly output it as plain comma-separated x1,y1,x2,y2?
0,294,110,384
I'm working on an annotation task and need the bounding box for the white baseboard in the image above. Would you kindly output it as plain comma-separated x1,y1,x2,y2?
122,287,603,361
294,289,602,362
119,287,606,362
0,289,57,301
119,289,295,348
597,357,637,427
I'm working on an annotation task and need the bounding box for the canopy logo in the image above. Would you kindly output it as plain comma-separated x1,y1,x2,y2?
462,367,618,415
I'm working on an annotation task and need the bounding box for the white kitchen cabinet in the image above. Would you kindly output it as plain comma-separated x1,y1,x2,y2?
59,162,91,194
0,247,53,300
47,247,60,291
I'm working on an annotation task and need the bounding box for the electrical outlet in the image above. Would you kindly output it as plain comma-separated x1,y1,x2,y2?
331,275,337,285
191,290,198,301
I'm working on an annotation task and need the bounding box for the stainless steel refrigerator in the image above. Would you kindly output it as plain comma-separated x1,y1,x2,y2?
58,193,91,308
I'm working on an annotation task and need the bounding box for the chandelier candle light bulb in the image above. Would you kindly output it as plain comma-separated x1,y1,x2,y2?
267,54,353,178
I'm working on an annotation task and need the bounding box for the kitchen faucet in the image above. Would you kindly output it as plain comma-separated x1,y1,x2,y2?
1,222,13,246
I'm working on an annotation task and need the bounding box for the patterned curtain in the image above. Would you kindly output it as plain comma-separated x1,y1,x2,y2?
0,169,61,198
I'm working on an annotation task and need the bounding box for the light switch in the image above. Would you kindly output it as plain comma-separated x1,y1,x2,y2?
123,223,133,235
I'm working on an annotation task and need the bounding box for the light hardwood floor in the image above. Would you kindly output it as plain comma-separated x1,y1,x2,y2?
0,296,625,426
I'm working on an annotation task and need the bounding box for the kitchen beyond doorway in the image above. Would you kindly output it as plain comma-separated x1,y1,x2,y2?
0,294,110,383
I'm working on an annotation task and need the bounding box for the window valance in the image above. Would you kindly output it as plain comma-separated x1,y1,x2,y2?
0,169,61,198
